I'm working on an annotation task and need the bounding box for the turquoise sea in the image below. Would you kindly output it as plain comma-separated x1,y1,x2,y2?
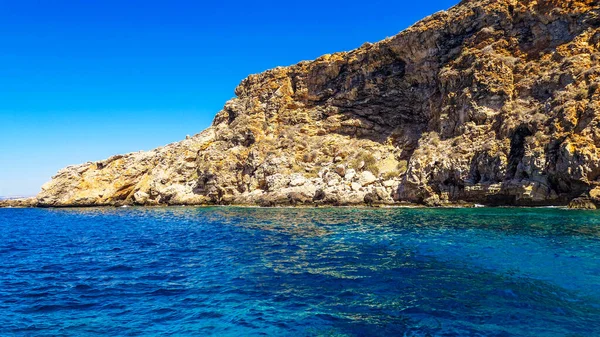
1,207,599,336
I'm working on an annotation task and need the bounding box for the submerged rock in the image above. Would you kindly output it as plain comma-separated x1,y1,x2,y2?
17,0,600,208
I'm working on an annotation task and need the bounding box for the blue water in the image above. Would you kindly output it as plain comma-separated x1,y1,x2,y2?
1,207,599,336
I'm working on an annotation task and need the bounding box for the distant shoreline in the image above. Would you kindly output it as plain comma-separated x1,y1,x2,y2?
0,196,34,200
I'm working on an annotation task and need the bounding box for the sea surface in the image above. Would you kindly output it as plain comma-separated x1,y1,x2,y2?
1,207,599,336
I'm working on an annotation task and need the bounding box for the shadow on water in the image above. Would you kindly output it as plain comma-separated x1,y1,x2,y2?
198,207,600,336
240,233,600,336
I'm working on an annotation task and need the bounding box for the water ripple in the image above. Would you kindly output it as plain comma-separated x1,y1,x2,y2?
0,207,599,336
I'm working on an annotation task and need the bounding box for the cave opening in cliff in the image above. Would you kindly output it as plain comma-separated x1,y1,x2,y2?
506,125,533,180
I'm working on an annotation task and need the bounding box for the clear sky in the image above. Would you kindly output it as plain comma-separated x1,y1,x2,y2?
0,0,459,197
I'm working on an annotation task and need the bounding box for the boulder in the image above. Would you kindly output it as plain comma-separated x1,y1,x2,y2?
568,197,597,210
359,171,377,187
344,169,357,181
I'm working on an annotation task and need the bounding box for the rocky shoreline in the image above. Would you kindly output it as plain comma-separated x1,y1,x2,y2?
0,196,593,210
6,0,600,210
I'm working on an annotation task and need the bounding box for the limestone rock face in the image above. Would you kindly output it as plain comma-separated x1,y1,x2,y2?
26,0,600,207
37,129,215,207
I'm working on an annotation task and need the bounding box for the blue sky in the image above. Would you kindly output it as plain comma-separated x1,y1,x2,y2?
0,0,458,196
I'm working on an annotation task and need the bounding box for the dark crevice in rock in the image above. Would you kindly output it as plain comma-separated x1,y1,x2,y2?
506,125,533,180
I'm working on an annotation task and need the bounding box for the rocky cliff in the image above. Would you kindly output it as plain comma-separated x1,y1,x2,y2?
12,0,600,208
